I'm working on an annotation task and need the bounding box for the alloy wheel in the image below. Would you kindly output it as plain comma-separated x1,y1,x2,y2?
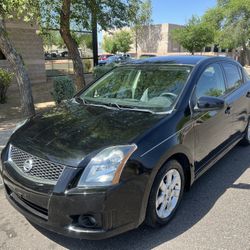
155,169,181,219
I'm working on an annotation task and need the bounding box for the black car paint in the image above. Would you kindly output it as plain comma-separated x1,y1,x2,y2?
1,56,250,240
9,102,165,167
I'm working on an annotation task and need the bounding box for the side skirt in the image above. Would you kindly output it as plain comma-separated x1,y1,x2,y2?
194,136,243,180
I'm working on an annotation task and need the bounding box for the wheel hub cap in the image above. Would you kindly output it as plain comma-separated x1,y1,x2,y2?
247,124,250,141
155,169,181,219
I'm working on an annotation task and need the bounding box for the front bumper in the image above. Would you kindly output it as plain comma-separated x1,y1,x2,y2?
3,181,138,240
1,154,147,240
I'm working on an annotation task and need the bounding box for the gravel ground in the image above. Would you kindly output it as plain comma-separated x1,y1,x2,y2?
0,123,250,249
0,120,16,188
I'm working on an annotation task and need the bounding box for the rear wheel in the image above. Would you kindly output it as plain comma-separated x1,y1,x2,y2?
146,160,185,227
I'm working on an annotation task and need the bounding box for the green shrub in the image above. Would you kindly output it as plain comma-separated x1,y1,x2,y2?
93,63,117,79
0,68,13,104
51,76,76,104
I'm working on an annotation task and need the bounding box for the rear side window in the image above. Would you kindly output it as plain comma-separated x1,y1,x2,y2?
196,63,226,98
222,63,242,91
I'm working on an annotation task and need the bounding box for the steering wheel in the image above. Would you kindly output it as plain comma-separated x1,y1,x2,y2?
160,92,177,98
160,92,178,101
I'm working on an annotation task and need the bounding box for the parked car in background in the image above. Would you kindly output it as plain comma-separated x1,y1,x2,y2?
98,54,113,61
60,51,68,57
94,55,133,78
98,55,132,66
44,52,51,59
44,51,60,59
1,56,250,240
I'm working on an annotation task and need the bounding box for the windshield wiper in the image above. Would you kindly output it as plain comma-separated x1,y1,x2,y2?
107,102,122,110
75,96,83,104
75,97,157,114
76,97,121,110
110,103,156,114
75,96,92,106
123,107,156,114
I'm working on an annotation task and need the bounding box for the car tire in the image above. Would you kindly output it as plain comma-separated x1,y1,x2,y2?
0,175,3,189
146,160,185,228
240,122,250,146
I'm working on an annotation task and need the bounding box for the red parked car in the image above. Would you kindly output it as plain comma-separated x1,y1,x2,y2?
98,54,113,61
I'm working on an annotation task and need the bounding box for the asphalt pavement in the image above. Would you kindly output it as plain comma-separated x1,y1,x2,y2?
0,141,249,249
1,67,250,249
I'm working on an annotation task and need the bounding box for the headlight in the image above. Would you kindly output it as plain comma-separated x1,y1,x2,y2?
78,144,137,187
12,119,28,134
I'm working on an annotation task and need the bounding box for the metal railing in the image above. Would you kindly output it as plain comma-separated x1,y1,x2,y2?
45,57,93,77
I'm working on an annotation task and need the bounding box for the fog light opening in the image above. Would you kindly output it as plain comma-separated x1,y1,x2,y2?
78,215,97,228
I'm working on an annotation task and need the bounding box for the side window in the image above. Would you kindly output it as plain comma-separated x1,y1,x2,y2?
222,63,242,91
242,68,250,82
196,63,226,98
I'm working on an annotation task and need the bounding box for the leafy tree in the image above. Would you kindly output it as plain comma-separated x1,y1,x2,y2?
40,0,132,90
102,30,133,54
115,30,133,53
102,34,118,54
171,16,214,55
77,34,92,50
203,0,250,65
41,30,65,49
202,7,224,45
41,30,92,51
129,0,152,57
0,0,38,116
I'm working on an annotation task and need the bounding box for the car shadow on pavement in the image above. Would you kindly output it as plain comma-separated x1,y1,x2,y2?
32,145,250,250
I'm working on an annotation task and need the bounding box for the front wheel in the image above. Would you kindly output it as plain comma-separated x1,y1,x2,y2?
146,160,185,227
240,122,250,146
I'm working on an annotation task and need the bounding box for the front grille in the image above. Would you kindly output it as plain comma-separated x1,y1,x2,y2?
9,145,65,183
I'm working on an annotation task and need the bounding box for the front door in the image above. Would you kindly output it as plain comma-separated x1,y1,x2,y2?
191,63,233,173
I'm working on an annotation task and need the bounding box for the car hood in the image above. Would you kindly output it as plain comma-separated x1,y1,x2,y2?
10,100,165,167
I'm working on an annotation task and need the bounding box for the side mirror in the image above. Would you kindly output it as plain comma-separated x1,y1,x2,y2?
194,96,225,112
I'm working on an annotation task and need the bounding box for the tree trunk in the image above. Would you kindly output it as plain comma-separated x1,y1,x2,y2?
91,11,98,66
135,28,138,58
0,19,35,117
60,0,86,91
242,42,250,66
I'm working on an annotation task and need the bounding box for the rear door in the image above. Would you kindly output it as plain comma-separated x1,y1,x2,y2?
221,62,249,138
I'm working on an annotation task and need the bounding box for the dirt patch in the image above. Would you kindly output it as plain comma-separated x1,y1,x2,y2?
0,79,55,122
0,74,93,122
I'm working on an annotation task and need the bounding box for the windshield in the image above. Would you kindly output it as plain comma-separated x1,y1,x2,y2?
80,65,192,113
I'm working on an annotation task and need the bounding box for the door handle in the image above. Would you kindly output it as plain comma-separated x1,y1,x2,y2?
246,91,250,98
225,106,231,114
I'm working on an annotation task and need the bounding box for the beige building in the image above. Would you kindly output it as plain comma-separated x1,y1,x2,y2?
0,20,46,84
130,23,186,56
102,23,186,57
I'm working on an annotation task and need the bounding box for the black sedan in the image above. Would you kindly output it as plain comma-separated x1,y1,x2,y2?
1,56,250,240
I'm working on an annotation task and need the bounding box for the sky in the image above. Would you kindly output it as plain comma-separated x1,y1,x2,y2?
98,0,217,47
152,0,217,25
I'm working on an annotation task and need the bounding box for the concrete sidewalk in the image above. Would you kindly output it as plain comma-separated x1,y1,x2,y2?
0,120,17,187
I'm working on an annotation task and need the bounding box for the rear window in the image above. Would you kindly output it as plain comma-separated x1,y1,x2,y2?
222,63,242,91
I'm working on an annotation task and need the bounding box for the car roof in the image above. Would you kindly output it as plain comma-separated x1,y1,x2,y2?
128,55,235,66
